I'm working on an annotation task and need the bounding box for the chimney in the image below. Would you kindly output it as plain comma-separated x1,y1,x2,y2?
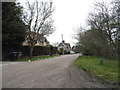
62,40,65,43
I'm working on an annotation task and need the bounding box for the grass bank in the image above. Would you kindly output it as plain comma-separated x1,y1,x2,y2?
6,55,60,62
74,56,119,87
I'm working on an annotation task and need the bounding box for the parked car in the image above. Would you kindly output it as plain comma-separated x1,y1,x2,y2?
70,51,75,54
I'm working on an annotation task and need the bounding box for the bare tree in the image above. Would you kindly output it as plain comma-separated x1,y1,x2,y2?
87,1,118,57
75,0,119,58
23,0,55,57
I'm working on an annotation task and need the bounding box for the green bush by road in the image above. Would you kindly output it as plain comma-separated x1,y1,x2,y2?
74,56,119,87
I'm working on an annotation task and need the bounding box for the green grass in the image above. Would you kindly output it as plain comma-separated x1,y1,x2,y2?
74,56,119,86
6,55,60,62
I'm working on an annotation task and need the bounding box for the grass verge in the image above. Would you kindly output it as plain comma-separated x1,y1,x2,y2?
74,56,119,87
5,55,60,62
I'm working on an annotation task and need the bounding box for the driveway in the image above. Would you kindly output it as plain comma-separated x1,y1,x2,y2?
2,54,105,88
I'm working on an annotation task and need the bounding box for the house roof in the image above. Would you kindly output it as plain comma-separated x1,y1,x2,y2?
59,42,71,48
27,31,49,42
64,43,71,48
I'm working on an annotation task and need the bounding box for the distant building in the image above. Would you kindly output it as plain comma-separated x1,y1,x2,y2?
58,40,72,54
22,32,50,46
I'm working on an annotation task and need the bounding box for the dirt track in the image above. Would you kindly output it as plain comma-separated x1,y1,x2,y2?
2,54,105,88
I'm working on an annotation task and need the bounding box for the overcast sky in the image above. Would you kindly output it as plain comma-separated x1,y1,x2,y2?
17,0,111,47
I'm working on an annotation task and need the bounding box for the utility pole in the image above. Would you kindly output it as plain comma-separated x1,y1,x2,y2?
61,34,63,42
61,34,64,55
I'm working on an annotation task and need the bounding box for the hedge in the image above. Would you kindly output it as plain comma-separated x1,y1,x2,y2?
2,46,57,60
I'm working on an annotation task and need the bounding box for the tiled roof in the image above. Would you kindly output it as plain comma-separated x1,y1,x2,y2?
59,43,71,48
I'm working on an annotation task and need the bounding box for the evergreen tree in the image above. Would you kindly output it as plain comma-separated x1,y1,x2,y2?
2,2,26,60
2,2,26,49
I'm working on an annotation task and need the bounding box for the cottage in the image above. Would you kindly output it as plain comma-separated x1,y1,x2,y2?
58,40,72,54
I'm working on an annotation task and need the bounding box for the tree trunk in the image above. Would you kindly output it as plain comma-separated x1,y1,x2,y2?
29,47,33,58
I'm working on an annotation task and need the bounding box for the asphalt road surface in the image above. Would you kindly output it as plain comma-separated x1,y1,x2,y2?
2,54,105,88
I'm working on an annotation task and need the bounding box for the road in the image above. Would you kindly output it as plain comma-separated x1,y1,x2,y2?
2,54,105,88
